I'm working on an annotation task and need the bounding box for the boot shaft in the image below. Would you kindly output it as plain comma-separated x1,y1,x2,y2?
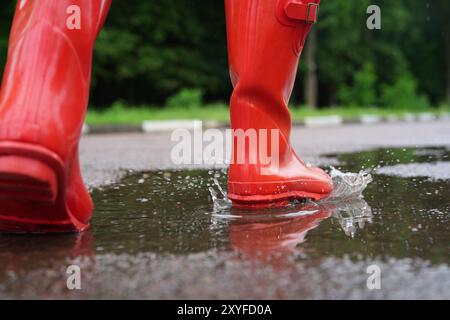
0,0,111,158
225,0,319,107
8,0,112,79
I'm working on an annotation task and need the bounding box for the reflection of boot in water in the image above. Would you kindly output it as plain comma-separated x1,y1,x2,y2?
229,204,332,264
0,230,95,279
226,199,372,298
228,197,373,263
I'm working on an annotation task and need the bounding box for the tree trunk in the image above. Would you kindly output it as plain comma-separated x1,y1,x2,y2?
329,85,337,107
304,27,318,109
447,22,450,106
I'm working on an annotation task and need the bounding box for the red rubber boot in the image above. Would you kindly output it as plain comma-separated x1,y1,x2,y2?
225,0,333,208
0,0,111,233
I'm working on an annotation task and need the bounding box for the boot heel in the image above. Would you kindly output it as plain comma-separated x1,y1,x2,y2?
0,141,89,233
0,156,58,203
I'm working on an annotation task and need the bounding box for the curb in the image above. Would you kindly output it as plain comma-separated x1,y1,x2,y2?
142,120,203,133
83,112,450,134
303,115,343,127
359,114,383,124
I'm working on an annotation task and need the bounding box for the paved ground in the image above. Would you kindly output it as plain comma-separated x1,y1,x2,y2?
1,120,449,300
80,120,450,187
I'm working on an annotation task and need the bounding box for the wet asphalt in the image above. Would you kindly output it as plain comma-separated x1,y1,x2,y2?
0,120,449,299
79,120,450,188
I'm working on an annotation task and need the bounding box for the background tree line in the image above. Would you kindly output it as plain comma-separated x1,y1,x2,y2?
0,0,449,110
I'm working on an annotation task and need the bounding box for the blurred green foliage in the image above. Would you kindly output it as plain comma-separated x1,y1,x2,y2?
338,63,377,107
91,0,229,107
380,73,430,109
0,2,14,68
166,88,203,110
0,0,449,110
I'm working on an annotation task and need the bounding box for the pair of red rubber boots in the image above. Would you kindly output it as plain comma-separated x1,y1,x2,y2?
0,0,332,233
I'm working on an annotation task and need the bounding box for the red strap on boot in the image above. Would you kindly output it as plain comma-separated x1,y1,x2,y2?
284,1,320,24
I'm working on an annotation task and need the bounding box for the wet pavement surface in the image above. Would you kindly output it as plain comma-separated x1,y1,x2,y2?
78,121,450,188
0,121,449,299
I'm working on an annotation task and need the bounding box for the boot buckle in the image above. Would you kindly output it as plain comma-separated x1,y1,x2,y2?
306,3,319,24
283,1,320,25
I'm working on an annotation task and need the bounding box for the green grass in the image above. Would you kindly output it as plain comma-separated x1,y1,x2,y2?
86,103,449,125
86,103,230,125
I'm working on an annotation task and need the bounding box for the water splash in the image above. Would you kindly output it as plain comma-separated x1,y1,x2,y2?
323,167,373,201
208,170,231,210
208,167,374,237
320,168,374,237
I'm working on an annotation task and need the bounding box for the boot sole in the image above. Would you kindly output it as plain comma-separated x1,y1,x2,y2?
228,182,328,209
0,141,88,233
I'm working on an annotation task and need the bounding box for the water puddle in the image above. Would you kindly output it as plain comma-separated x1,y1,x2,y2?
0,146,449,299
208,167,374,239
82,147,450,263
88,166,377,256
